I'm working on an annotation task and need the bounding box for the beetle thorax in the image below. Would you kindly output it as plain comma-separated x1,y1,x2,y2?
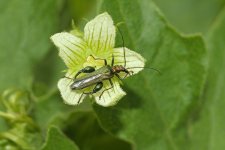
111,65,126,73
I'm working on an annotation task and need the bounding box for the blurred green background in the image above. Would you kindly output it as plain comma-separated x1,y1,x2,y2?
0,0,225,150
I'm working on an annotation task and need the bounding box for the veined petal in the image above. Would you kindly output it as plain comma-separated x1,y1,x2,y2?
94,80,126,107
113,47,146,75
84,12,115,57
58,78,86,105
51,32,87,68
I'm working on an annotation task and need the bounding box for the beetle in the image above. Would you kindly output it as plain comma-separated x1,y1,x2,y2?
65,54,132,103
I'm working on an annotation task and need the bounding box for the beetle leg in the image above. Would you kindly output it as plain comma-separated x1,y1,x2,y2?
123,72,130,79
61,71,75,80
115,70,133,80
78,92,84,104
89,55,107,66
84,82,103,95
122,70,134,79
111,54,114,67
74,66,95,79
115,72,129,80
115,74,123,80
99,79,114,100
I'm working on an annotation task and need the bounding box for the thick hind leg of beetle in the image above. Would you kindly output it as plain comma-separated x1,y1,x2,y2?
99,79,114,100
83,82,103,95
81,82,103,104
74,66,95,79
89,55,107,66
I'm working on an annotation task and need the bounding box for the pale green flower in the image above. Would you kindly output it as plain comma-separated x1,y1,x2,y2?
51,12,145,107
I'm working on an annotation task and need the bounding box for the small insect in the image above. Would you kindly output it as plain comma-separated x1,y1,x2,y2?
64,28,160,103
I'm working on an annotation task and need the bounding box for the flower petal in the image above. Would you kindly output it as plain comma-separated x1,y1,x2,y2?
84,12,115,57
94,80,126,107
58,78,86,105
51,32,87,68
113,47,146,75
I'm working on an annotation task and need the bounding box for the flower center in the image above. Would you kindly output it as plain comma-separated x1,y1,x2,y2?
83,55,110,69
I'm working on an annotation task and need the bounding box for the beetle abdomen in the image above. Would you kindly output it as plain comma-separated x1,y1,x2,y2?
70,67,114,90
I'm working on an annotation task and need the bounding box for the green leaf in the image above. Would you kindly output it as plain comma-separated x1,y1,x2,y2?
153,0,225,33
42,126,79,150
34,92,73,129
93,0,207,149
188,7,225,150
0,0,62,92
62,111,131,150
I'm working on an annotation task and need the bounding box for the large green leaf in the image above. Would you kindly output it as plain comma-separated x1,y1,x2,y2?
153,0,225,33
188,7,225,150
0,0,62,92
42,126,79,150
62,111,131,150
33,92,73,129
93,0,207,149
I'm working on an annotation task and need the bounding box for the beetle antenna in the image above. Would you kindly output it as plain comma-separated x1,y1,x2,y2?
116,26,126,68
126,67,161,74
